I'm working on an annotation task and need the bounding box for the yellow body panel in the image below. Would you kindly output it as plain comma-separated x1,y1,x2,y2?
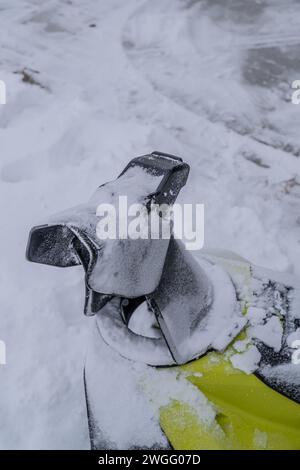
159,353,300,450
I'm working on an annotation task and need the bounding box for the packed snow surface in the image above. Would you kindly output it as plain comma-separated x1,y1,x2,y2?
0,0,300,449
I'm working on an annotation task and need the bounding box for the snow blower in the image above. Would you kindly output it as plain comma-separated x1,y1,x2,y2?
26,151,300,450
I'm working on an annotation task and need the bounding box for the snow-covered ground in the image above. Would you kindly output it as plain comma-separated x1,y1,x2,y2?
0,0,299,449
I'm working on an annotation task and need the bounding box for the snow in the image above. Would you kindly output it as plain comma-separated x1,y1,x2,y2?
140,367,217,428
246,307,268,326
0,0,300,449
128,301,162,339
287,328,300,347
230,345,262,375
247,316,283,352
233,339,250,353
261,364,300,387
85,323,217,449
85,324,169,450
190,257,246,356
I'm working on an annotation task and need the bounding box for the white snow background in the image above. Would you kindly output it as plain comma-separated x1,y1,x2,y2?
0,0,299,448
